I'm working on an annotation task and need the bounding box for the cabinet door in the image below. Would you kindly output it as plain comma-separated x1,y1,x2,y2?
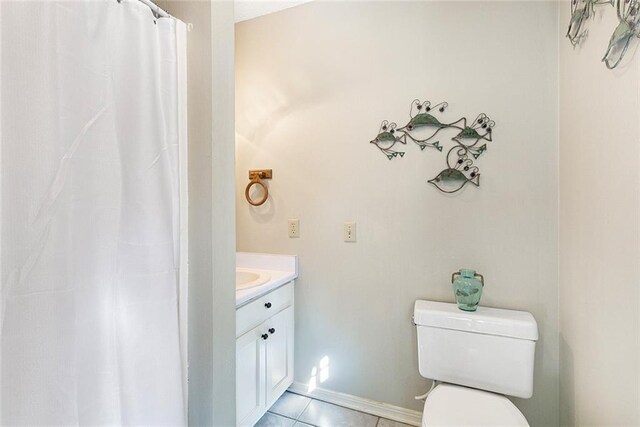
236,326,266,427
265,306,294,406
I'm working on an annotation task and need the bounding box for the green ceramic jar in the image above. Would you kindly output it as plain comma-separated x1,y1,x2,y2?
451,269,484,312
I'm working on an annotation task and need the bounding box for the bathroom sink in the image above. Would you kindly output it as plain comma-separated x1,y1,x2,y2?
236,268,271,290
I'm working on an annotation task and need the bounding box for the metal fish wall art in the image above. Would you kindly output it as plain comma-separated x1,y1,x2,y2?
452,113,493,158
567,0,614,47
603,0,640,68
396,100,463,152
370,121,406,160
566,0,640,69
428,147,481,194
369,98,496,194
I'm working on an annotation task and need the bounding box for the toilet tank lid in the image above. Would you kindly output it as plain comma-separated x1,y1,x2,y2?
414,300,538,341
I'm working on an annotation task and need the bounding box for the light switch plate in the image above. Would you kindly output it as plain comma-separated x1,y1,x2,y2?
344,222,356,242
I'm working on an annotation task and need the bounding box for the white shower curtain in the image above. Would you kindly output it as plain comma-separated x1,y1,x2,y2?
0,0,187,424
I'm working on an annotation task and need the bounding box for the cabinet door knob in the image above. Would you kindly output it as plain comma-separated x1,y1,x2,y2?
265,302,272,309
261,334,269,340
268,328,276,334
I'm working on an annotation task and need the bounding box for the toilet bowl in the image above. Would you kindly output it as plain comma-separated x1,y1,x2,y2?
422,384,528,427
414,300,538,427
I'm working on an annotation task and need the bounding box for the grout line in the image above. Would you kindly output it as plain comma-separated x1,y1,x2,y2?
298,394,384,419
293,395,384,426
266,394,317,426
296,397,313,421
267,411,297,423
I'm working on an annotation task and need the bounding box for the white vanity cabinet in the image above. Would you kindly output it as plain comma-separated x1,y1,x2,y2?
236,281,294,427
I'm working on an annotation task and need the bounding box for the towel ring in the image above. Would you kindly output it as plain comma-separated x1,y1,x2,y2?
245,169,272,207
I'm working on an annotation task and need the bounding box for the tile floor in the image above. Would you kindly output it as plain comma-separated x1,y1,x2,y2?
255,392,414,427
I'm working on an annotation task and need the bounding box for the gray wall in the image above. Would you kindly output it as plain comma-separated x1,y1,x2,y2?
235,2,560,426
158,1,236,425
559,3,640,426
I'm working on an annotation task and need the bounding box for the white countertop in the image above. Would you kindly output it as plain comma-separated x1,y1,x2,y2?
236,252,298,307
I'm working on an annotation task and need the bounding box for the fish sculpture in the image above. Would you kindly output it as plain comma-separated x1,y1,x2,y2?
396,100,463,151
428,167,480,194
602,0,640,69
452,113,494,159
567,0,614,47
370,120,405,160
369,98,496,194
428,146,481,193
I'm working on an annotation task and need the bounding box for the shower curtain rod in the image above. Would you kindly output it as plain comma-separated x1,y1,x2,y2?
139,0,170,18
122,0,170,19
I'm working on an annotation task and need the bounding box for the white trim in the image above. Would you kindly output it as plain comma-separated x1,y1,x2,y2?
175,18,189,421
288,382,423,427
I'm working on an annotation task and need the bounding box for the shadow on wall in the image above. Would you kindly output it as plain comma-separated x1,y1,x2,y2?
559,335,575,427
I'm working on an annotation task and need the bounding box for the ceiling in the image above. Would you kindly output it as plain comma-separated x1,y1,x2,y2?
235,0,314,22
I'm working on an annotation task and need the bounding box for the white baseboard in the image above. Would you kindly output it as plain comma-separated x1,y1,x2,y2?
288,382,423,427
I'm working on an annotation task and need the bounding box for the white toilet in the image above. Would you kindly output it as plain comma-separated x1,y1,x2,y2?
414,300,538,427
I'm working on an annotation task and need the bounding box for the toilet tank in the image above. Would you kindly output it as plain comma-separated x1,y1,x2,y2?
414,300,538,399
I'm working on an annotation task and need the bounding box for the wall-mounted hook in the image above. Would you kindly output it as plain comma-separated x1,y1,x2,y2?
245,169,272,206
